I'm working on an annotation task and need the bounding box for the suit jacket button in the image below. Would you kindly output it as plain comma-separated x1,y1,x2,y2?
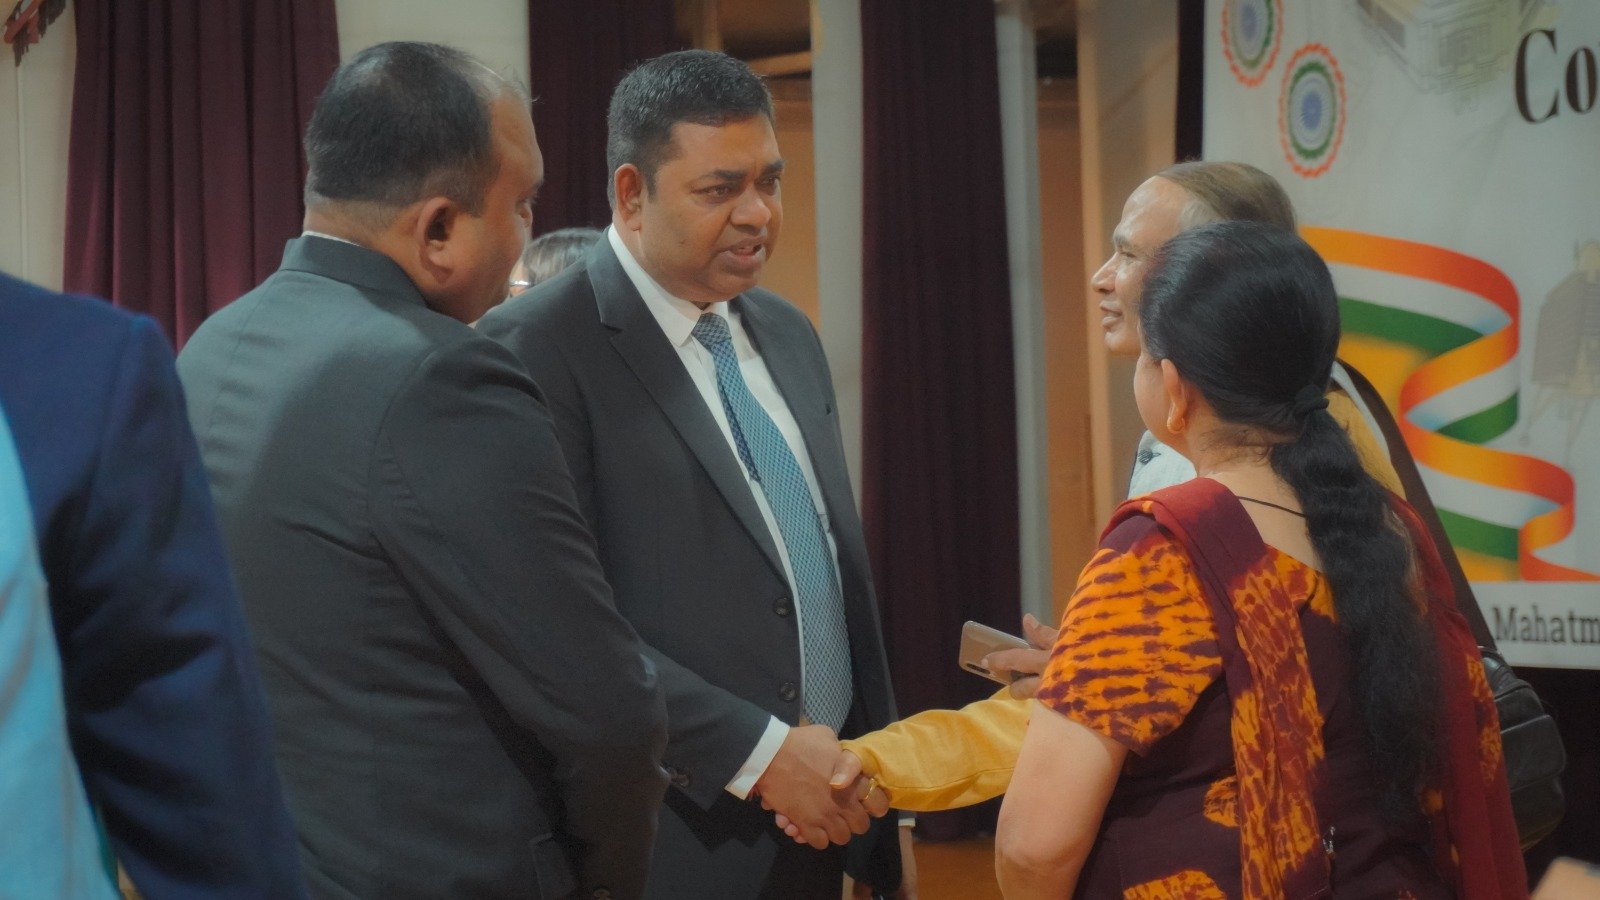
779,682,798,702
669,768,691,789
773,597,792,617
592,890,611,899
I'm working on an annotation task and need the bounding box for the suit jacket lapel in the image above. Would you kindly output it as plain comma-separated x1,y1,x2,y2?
736,297,869,592
587,245,788,583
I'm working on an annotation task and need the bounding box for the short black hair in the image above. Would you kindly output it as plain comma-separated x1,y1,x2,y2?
605,49,774,205
304,42,520,217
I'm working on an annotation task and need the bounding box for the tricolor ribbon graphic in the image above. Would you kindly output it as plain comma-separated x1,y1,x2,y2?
1303,226,1597,582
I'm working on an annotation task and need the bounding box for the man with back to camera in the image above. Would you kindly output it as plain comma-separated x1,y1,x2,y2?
479,50,910,898
177,42,667,899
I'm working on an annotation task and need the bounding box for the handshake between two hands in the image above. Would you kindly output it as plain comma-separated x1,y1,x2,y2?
754,613,1060,849
753,724,887,850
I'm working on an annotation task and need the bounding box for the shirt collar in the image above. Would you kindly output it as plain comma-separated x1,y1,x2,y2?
301,229,364,248
281,234,424,306
606,226,732,348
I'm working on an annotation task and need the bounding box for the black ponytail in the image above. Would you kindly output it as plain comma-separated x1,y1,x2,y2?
1140,221,1442,817
1271,403,1442,817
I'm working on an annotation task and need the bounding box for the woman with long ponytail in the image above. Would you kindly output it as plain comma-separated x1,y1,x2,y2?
996,222,1524,898
1272,380,1444,819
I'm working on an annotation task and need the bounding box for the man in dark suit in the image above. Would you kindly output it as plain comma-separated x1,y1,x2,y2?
479,50,907,898
0,270,306,897
177,43,667,899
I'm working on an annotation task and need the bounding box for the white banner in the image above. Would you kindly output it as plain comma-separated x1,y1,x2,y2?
1205,0,1600,668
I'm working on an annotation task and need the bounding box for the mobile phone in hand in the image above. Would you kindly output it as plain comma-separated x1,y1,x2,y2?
957,620,1031,685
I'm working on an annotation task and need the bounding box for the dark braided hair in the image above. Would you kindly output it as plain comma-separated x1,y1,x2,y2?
1139,220,1443,817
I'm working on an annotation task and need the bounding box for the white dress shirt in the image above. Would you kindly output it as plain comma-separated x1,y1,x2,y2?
301,230,362,247
606,227,844,799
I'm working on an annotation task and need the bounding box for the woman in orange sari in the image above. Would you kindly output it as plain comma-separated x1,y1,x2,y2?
995,222,1524,898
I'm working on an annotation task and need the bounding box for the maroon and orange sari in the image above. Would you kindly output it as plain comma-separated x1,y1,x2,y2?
1037,478,1525,899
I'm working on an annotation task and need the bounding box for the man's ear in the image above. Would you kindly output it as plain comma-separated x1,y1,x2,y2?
614,165,646,229
413,196,460,281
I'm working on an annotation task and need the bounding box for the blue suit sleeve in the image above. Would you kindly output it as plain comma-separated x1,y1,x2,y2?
53,316,309,899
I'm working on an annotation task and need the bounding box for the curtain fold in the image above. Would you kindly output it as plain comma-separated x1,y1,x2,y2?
526,0,678,236
64,0,338,347
860,0,1020,841
1176,0,1205,160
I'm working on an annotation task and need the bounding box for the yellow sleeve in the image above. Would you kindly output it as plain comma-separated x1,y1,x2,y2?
841,688,1029,812
1328,387,1406,497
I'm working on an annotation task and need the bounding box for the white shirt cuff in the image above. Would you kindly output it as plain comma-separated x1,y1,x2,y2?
725,716,790,799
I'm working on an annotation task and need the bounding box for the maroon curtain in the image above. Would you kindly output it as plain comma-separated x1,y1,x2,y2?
1176,0,1205,160
860,0,1019,840
63,0,338,347
1519,670,1600,879
526,0,678,236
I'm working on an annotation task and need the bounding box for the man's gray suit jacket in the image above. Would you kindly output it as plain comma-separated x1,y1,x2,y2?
478,240,901,898
177,236,668,900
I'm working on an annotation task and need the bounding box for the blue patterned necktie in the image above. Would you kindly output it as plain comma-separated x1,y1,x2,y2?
691,312,853,730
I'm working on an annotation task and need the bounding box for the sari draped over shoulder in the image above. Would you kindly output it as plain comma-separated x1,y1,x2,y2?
1037,477,1525,899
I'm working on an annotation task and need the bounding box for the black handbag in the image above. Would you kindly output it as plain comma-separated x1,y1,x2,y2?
1480,648,1567,847
1341,362,1566,849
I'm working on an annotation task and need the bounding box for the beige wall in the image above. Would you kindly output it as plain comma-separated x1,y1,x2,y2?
335,0,528,79
0,10,76,289
761,79,819,323
1037,79,1095,615
810,0,868,495
1076,0,1178,523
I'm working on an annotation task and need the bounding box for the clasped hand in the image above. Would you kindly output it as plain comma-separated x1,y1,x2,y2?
755,724,883,848
761,614,1061,847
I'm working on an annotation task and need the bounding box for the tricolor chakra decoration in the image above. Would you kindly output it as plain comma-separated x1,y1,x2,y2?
1222,0,1282,87
1279,43,1346,178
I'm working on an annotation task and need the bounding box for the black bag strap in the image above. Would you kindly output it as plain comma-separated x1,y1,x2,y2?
1337,360,1497,650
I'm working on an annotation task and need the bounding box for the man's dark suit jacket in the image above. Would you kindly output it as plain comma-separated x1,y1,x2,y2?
177,237,669,900
0,271,307,897
479,239,901,898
